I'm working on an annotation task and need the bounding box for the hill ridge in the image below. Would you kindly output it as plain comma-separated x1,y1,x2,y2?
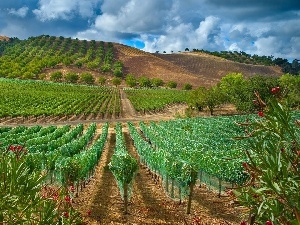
0,35,283,88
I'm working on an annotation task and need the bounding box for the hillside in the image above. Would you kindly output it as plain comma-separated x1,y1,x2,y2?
114,43,282,88
0,35,9,41
114,43,215,87
0,35,283,88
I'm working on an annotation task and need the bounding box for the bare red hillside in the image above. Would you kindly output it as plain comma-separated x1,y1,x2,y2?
0,35,9,41
114,43,219,88
114,43,283,88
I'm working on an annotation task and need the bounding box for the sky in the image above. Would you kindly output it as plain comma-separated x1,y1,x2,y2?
0,0,299,60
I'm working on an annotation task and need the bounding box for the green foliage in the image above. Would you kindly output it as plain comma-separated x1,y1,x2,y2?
75,60,83,68
80,72,94,84
219,73,279,112
109,151,138,187
188,86,223,114
205,86,222,115
112,77,122,87
279,73,300,108
50,71,63,82
188,87,207,111
38,73,46,80
62,57,72,66
0,36,118,80
113,61,123,78
167,80,177,89
182,83,192,90
109,123,138,201
125,74,137,87
138,76,151,87
98,76,107,85
0,78,118,118
0,149,83,224
151,78,164,87
234,91,300,225
65,72,79,83
101,63,111,72
86,61,99,70
124,88,190,112
22,71,36,80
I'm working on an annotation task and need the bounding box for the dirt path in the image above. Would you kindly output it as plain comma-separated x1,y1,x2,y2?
73,128,127,224
119,88,137,118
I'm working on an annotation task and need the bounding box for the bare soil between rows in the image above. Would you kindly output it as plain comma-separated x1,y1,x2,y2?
72,129,245,225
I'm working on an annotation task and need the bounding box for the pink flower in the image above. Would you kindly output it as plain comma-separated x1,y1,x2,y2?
266,221,273,225
87,210,91,216
240,221,247,225
258,111,264,117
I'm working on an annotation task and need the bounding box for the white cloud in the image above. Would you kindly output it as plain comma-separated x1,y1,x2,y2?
228,43,241,52
8,6,29,18
75,29,121,43
1,0,298,60
94,0,173,33
33,0,100,21
254,36,281,56
142,16,222,53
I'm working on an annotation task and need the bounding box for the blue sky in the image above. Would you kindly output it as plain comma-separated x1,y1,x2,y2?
0,0,299,60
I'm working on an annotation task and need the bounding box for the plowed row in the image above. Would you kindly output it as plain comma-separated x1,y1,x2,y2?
73,125,244,225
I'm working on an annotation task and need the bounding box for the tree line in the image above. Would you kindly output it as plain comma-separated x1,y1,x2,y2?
192,49,300,75
188,73,300,115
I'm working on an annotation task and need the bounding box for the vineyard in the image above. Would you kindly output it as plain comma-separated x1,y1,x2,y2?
0,35,299,224
1,101,300,224
0,116,251,224
124,88,190,113
0,78,121,123
0,35,118,81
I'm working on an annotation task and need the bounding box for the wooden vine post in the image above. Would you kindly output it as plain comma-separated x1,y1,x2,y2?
186,170,198,214
123,182,129,214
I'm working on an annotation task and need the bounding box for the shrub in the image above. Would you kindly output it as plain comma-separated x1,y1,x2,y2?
50,71,63,82
167,80,177,89
138,76,151,87
112,77,122,87
98,76,107,86
65,72,79,83
125,74,137,88
80,72,95,84
151,78,164,87
0,147,83,224
234,89,300,225
38,73,47,80
182,83,192,90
